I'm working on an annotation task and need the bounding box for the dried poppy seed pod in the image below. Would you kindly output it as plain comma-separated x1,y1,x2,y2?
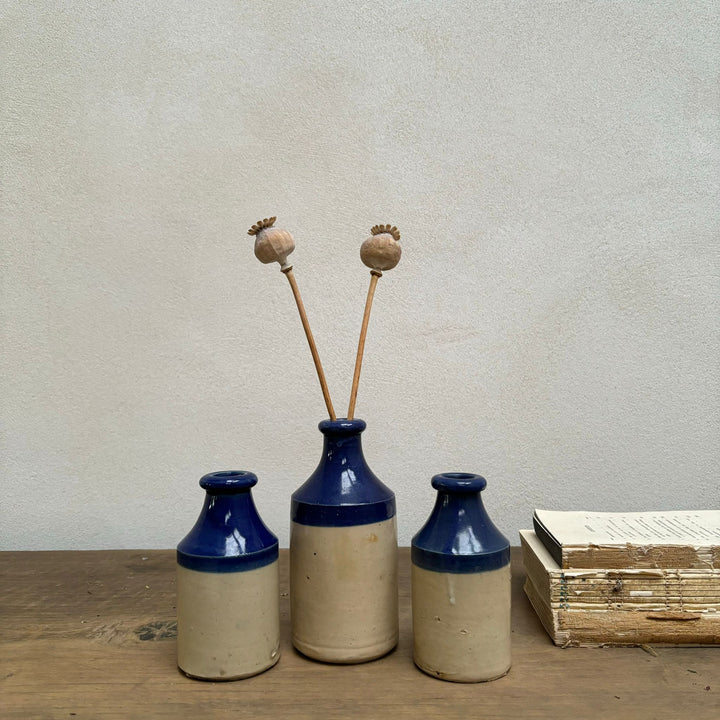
248,217,295,271
360,224,401,273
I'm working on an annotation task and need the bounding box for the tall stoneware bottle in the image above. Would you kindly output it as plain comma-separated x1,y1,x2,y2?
412,472,511,682
177,471,280,680
290,418,398,663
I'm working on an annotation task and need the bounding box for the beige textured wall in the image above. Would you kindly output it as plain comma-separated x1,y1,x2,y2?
2,1,718,549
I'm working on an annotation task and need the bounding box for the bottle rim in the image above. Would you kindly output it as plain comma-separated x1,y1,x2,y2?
318,418,367,434
199,470,258,492
431,472,487,493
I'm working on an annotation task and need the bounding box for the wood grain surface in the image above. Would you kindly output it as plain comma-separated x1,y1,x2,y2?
1,549,717,719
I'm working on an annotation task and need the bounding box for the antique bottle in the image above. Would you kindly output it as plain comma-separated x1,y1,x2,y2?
412,472,511,682
290,418,398,663
176,470,280,680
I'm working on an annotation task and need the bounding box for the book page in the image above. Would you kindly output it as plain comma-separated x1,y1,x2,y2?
533,510,720,547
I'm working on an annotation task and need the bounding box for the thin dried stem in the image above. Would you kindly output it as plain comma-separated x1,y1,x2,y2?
282,267,337,421
347,271,381,420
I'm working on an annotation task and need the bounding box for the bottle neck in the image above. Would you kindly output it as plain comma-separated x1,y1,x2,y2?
321,431,365,471
430,490,491,553
201,488,258,527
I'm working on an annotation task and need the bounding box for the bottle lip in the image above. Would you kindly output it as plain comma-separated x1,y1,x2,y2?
431,472,487,493
318,418,367,435
199,470,258,492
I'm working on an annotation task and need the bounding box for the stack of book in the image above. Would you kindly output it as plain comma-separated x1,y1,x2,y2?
521,509,720,646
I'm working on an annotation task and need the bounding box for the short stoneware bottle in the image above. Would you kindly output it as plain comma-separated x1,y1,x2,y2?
411,472,511,682
290,418,399,663
176,471,280,680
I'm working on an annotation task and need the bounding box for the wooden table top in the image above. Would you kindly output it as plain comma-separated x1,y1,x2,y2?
1,548,717,719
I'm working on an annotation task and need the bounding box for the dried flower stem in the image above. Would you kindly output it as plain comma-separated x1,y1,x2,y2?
347,270,382,420
282,267,337,421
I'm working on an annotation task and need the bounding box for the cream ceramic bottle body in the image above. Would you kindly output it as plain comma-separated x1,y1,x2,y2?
290,419,398,663
412,473,511,683
176,471,280,680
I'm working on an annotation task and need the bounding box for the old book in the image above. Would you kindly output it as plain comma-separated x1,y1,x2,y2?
523,576,720,647
532,509,720,570
520,529,720,646
521,530,720,611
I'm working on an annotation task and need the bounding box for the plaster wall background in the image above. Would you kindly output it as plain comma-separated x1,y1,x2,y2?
2,1,718,549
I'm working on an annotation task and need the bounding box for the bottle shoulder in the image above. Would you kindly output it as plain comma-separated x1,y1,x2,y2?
177,490,278,560
291,429,395,526
412,489,510,573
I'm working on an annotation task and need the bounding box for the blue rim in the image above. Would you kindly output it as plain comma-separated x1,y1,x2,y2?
431,472,487,493
177,544,278,573
291,498,395,526
200,470,258,493
317,418,367,435
411,545,510,574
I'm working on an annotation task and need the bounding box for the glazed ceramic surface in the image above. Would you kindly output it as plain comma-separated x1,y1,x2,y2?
176,471,280,680
411,472,511,683
290,419,399,663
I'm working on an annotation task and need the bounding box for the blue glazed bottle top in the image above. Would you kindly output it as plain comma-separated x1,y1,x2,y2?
412,472,510,574
291,418,396,527
177,470,278,573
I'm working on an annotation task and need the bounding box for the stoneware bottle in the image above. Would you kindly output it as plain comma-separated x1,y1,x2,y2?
176,471,280,680
290,418,398,663
412,472,511,682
